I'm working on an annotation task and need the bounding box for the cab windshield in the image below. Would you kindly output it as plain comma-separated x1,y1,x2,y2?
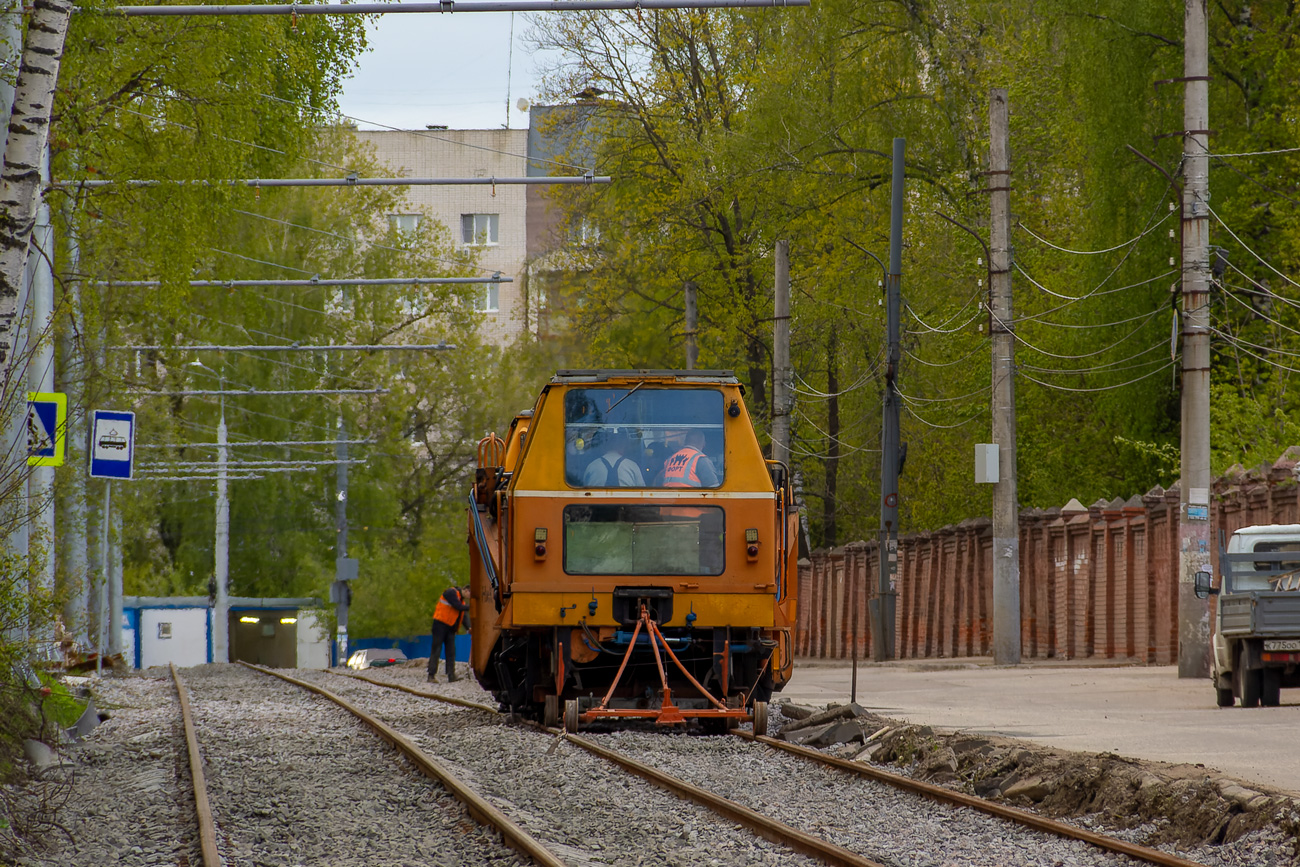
564,388,725,488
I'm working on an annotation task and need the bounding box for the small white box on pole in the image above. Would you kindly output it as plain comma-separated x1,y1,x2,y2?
975,443,999,484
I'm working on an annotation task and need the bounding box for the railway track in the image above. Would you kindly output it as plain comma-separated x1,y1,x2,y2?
288,666,842,866
167,664,535,867
340,668,1215,867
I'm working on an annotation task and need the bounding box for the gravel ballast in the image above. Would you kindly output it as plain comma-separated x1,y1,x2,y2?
298,667,821,867
14,665,527,867
12,662,1298,867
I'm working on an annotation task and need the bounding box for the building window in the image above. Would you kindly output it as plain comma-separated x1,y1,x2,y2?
461,213,500,246
472,282,500,313
388,214,422,234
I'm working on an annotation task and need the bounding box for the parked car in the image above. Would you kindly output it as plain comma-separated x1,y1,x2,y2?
346,648,407,670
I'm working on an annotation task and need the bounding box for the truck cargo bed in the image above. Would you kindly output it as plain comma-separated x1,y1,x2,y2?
1219,591,1300,637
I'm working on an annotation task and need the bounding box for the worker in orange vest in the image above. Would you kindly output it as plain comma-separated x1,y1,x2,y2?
428,586,469,683
661,430,719,487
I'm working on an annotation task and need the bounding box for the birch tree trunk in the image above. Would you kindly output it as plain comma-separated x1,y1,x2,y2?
0,0,71,379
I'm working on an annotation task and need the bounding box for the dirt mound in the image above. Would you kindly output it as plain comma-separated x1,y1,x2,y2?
782,701,1300,858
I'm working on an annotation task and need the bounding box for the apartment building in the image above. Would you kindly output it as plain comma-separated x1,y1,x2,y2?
353,127,531,347
354,105,602,347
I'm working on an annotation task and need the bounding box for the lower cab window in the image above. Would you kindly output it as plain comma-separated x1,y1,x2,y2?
563,504,724,575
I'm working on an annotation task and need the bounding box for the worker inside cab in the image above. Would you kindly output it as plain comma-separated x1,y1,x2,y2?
582,429,645,487
658,429,719,488
564,387,725,488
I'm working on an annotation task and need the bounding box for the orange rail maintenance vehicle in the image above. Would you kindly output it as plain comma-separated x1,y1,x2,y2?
467,370,798,733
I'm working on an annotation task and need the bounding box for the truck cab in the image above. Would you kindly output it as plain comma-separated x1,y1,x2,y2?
1203,524,1300,707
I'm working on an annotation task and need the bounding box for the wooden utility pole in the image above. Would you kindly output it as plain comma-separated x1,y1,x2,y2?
989,89,1021,665
1179,0,1212,677
684,281,698,370
772,242,791,467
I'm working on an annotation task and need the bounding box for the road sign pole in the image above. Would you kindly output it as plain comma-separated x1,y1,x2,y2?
87,407,135,666
96,481,109,675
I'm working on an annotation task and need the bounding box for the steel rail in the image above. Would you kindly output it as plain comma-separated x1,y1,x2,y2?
114,343,456,351
170,664,222,867
237,662,564,867
99,0,808,16
325,669,499,713
61,176,608,188
326,670,882,867
558,731,885,867
737,733,1208,867
99,278,503,288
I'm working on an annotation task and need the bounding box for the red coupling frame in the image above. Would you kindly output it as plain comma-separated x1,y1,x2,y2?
580,604,754,727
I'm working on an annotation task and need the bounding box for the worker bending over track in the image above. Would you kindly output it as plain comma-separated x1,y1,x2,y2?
428,586,469,682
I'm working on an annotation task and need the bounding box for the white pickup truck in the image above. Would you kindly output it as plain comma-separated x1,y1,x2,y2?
1199,524,1300,707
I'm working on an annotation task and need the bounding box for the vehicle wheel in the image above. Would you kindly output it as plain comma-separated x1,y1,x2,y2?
751,701,768,737
543,694,559,728
1261,668,1282,707
564,699,580,733
1215,686,1235,708
1241,667,1263,708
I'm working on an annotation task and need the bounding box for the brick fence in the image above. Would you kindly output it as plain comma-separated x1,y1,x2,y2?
795,448,1300,662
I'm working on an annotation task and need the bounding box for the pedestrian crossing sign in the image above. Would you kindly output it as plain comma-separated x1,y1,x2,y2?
27,392,66,467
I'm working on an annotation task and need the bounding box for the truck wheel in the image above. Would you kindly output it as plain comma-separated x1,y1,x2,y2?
1262,668,1282,707
1215,686,1235,708
1241,668,1263,708
543,694,559,727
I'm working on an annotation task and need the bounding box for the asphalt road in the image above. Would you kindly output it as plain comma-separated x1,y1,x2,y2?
781,659,1300,795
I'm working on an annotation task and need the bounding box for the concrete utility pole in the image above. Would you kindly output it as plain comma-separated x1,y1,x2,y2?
60,224,89,644
989,89,1021,666
1179,0,1212,678
874,137,904,662
684,282,698,370
212,410,230,663
772,242,791,467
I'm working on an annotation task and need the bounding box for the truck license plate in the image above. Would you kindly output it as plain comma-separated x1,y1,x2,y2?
1264,639,1300,651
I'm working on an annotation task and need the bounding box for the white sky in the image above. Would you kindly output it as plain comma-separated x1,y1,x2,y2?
337,11,553,132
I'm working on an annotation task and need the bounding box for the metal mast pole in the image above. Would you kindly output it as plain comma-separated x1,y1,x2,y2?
989,88,1021,665
874,137,904,662
772,241,791,467
212,409,229,663
334,415,350,664
1179,0,1212,677
95,481,108,674
28,147,55,652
